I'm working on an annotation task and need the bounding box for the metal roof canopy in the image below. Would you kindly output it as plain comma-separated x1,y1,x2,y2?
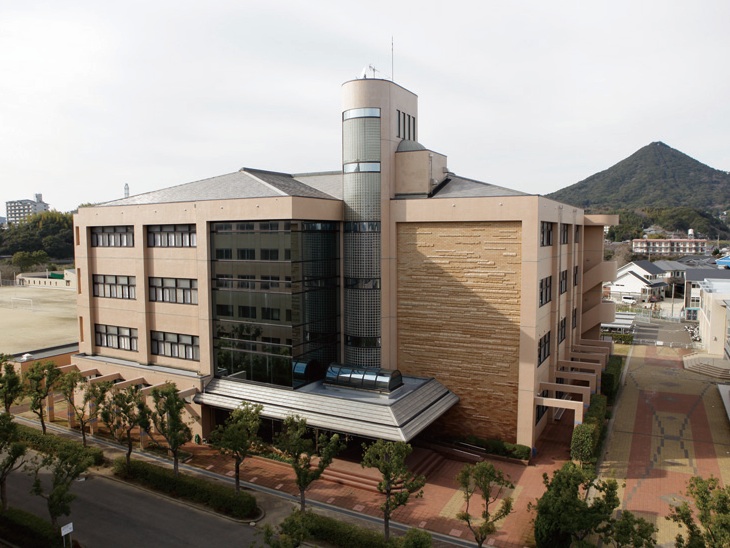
195,375,459,442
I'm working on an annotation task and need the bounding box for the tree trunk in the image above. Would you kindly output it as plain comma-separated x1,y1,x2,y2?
39,409,46,435
300,487,306,512
235,458,241,493
81,424,87,447
173,450,179,477
384,488,391,542
126,437,133,471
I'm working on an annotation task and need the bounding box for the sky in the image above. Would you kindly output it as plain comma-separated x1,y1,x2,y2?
1,1,729,214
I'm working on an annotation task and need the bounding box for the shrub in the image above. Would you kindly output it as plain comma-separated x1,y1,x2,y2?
570,394,608,463
570,423,597,463
0,507,60,547
601,357,624,402
277,511,432,547
280,511,389,548
462,436,530,461
16,424,105,465
113,457,257,519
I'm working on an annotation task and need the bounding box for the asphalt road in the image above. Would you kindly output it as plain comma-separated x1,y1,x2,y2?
6,468,259,547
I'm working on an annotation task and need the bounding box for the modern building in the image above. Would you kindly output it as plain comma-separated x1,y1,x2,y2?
72,77,618,449
632,237,708,256
5,194,50,224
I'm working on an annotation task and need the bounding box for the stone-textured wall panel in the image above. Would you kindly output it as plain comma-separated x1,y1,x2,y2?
397,222,522,442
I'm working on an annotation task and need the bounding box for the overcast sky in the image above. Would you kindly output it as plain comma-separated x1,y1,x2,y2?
2,1,729,214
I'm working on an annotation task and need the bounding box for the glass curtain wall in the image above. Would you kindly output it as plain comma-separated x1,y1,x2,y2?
211,220,339,388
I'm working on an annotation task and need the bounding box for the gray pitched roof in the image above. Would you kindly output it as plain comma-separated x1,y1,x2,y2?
652,260,688,272
100,168,338,207
431,173,530,199
632,260,665,276
685,268,730,282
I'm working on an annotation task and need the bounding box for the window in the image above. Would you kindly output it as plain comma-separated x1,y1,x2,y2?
215,249,232,260
559,317,567,343
539,276,552,306
560,224,569,244
237,275,255,289
535,390,549,424
90,226,134,247
151,331,199,361
261,307,281,321
540,222,553,247
538,331,551,366
575,225,580,243
261,275,280,290
147,224,196,247
95,324,138,351
574,266,579,286
237,248,255,260
238,306,256,319
559,270,568,294
572,307,577,329
93,275,136,299
261,337,280,353
260,249,279,261
149,278,198,304
216,304,234,317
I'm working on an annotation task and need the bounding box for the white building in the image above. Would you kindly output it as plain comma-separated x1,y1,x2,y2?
5,194,50,224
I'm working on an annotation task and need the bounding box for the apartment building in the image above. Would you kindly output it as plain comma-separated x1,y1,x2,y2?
632,237,708,256
6,193,49,224
73,78,617,449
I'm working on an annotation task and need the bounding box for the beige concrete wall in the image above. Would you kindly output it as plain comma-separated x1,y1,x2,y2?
397,221,522,442
74,196,341,375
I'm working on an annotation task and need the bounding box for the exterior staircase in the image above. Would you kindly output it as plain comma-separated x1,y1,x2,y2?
683,353,730,380
321,447,445,493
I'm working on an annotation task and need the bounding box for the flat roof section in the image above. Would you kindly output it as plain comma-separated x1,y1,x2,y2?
196,376,459,442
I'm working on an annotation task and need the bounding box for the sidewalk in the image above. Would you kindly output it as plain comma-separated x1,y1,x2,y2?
13,401,575,547
598,344,730,546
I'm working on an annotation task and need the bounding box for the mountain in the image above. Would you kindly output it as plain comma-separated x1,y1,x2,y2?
547,142,730,211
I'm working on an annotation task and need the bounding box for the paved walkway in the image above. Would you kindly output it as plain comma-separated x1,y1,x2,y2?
14,401,575,547
598,344,730,546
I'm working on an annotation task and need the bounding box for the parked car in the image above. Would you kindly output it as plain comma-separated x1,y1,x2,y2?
621,296,638,305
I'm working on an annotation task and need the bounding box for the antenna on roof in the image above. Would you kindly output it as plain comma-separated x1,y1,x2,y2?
390,35,395,82
358,65,380,79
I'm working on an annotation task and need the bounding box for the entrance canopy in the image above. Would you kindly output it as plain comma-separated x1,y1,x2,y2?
195,375,458,442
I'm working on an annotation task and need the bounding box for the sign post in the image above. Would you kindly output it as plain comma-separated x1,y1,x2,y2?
61,522,73,547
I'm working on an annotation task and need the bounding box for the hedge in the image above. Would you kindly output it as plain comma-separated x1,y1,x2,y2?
601,356,624,402
112,457,257,519
463,436,531,461
0,507,60,548
278,511,432,547
570,394,608,463
16,423,105,465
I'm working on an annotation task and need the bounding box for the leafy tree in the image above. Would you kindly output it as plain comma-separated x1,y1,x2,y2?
532,462,619,547
667,475,730,547
599,510,657,547
11,250,49,272
31,443,93,529
149,383,192,477
361,439,425,542
274,415,345,512
0,211,74,258
100,385,151,472
23,361,62,434
0,356,23,413
58,371,111,447
456,461,514,547
0,413,26,511
210,402,262,493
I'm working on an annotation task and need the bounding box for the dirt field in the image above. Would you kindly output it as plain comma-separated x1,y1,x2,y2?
0,285,77,355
